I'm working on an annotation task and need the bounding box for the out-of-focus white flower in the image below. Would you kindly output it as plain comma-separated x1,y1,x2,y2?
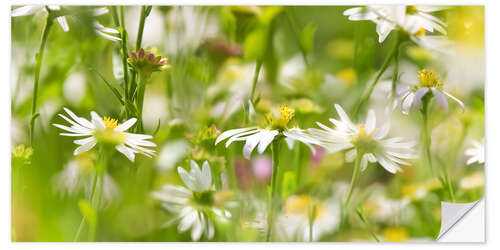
465,139,484,165
63,72,86,106
53,108,156,162
343,6,450,53
152,161,233,241
142,91,168,131
208,61,256,121
362,187,409,224
278,55,306,91
12,5,69,32
460,171,484,190
276,195,340,241
215,105,319,160
12,6,120,41
164,6,219,54
399,69,464,115
308,104,415,173
156,140,189,171
52,156,119,209
126,6,165,46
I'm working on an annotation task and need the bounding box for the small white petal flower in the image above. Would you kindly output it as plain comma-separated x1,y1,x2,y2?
216,105,319,160
308,104,415,174
52,157,119,209
343,5,449,53
398,69,465,114
465,139,485,165
152,161,232,241
11,5,120,41
53,108,156,162
276,195,340,241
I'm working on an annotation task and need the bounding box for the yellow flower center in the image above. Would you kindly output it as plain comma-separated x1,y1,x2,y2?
351,124,379,153
336,68,357,85
414,27,426,36
267,105,295,130
418,69,443,88
284,195,326,221
94,117,126,145
103,117,119,129
382,227,408,242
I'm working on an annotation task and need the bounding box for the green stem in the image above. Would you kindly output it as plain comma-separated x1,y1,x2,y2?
29,13,53,145
136,6,147,50
136,78,146,133
421,100,434,174
129,6,149,106
250,60,263,105
266,139,281,242
421,100,455,202
285,7,309,67
73,164,99,242
391,33,400,97
356,208,380,242
293,142,302,187
89,152,106,242
353,35,401,118
344,152,362,209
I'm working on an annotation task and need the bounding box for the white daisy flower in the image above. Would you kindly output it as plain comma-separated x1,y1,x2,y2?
460,171,484,190
399,69,464,115
53,107,156,162
215,105,319,160
362,187,409,224
343,5,449,53
465,139,485,165
52,156,120,209
12,5,69,32
308,104,415,173
11,6,120,41
276,195,340,241
152,161,233,241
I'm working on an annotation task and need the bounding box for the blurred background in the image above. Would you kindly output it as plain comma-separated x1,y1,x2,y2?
11,6,484,242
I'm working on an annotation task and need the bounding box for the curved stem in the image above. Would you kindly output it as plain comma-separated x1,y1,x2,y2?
421,101,434,174
266,139,281,242
344,152,362,209
250,60,263,105
136,78,146,133
89,150,106,241
421,100,455,202
73,164,99,242
29,14,53,145
391,33,400,97
136,6,147,50
353,36,401,118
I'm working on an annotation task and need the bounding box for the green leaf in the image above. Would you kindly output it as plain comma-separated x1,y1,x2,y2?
78,199,97,228
299,22,317,53
259,6,283,25
90,68,124,106
220,8,237,40
281,171,297,199
243,28,268,60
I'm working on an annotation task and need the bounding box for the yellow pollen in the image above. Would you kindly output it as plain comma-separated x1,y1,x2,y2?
414,27,426,36
418,69,443,88
336,68,357,85
356,124,374,137
382,227,409,242
284,195,325,220
103,117,119,129
278,105,295,123
268,105,295,130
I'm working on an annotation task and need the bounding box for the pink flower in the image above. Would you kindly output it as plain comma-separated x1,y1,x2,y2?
251,156,272,182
